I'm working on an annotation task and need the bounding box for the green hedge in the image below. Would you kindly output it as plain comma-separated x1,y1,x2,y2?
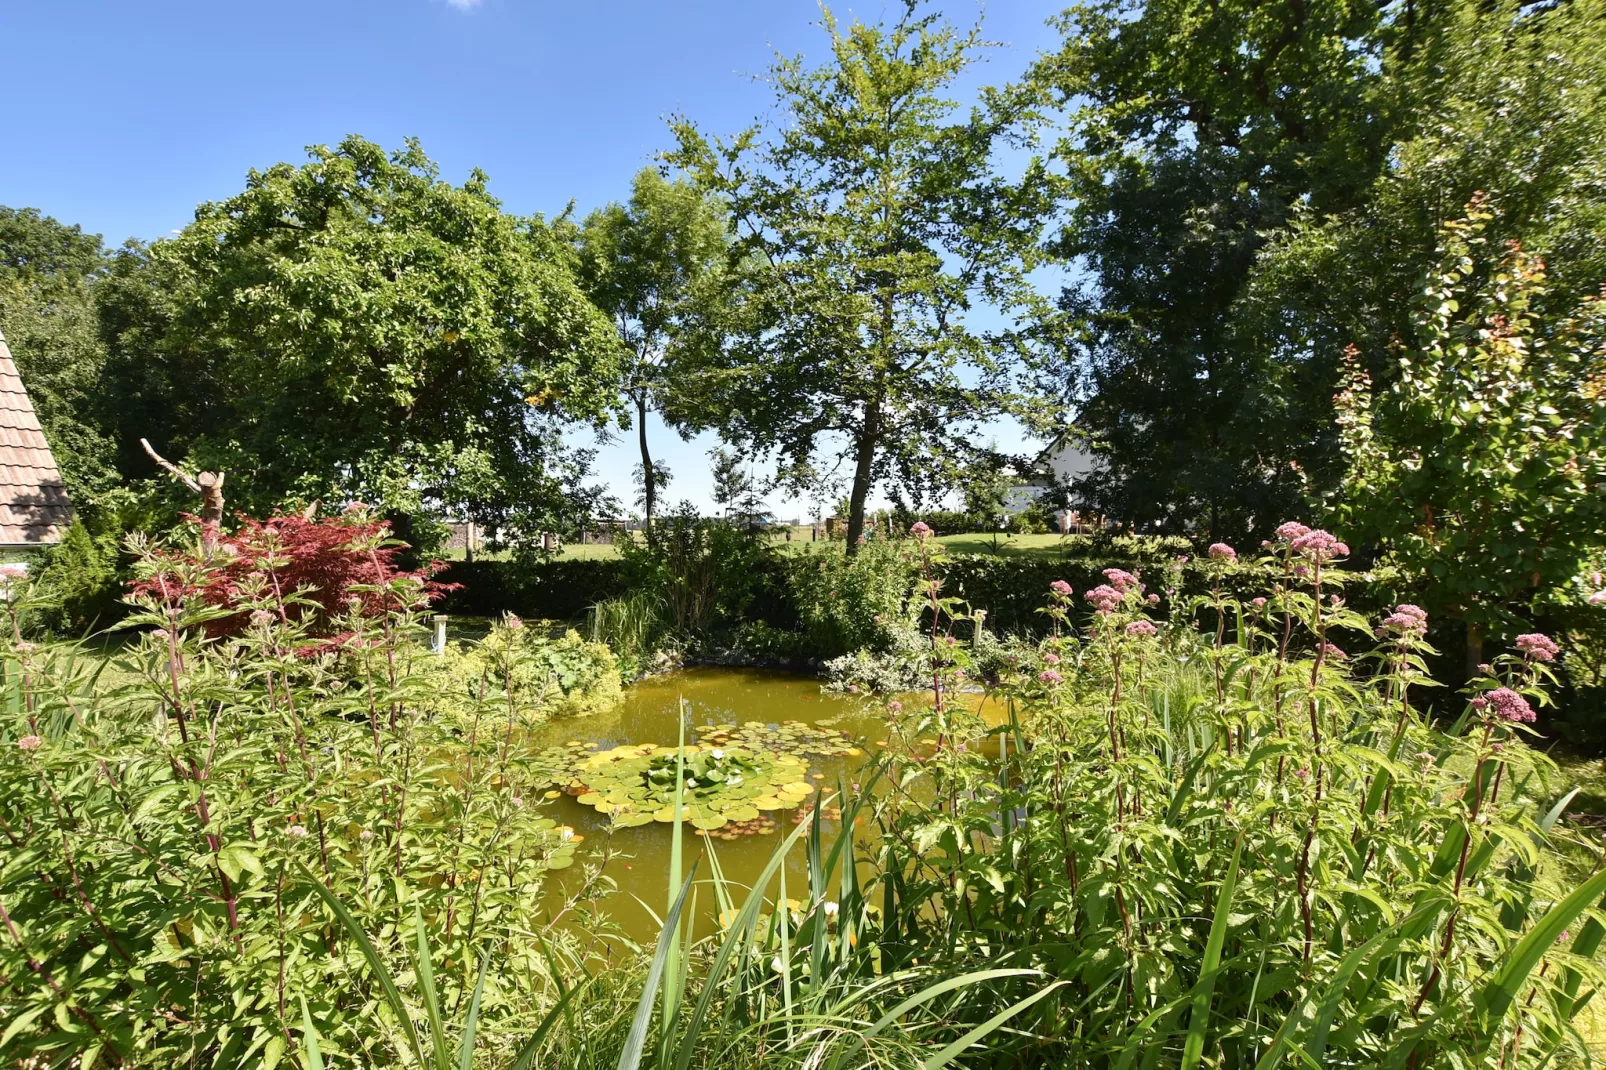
434,559,627,621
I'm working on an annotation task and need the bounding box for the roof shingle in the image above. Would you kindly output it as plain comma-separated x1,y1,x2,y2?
0,328,72,547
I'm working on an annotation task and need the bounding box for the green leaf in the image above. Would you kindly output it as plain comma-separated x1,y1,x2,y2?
217,843,262,884
617,861,698,1070
1182,834,1242,1070
1475,864,1606,1047
298,995,324,1070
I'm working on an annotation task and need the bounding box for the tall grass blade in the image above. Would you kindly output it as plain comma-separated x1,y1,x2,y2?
301,865,426,1068
298,995,324,1070
1474,864,1606,1047
413,912,451,1070
1181,834,1242,1070
921,979,1071,1069
457,953,491,1070
618,862,699,1070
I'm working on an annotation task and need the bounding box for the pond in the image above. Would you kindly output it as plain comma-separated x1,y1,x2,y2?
527,666,1003,944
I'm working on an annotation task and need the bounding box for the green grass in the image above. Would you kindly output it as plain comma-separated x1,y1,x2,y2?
439,529,1087,562
931,532,1078,557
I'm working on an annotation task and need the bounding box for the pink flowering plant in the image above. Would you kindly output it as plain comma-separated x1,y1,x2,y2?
859,519,1601,1067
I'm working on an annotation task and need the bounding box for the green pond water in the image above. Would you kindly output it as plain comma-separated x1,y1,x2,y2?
527,667,999,944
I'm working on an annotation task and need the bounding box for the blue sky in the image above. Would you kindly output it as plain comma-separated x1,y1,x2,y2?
1,0,1065,519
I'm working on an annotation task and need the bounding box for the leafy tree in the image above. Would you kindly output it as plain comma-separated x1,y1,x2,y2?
0,207,105,281
0,207,119,503
1036,0,1606,540
709,446,766,523
1334,209,1606,669
962,454,1017,548
573,168,729,529
109,136,622,538
1239,0,1606,459
631,458,673,515
1031,0,1435,537
666,1,1055,553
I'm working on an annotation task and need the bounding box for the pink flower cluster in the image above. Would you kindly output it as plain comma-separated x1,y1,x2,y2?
1084,585,1122,614
909,521,933,540
1038,669,1063,684
1126,620,1157,637
1274,521,1311,542
1591,591,1606,606
1043,652,1060,664
1514,633,1559,663
1207,542,1236,562
17,734,41,751
1049,579,1073,598
1103,568,1142,593
1290,529,1349,564
1483,687,1536,724
1321,643,1347,661
1381,604,1428,637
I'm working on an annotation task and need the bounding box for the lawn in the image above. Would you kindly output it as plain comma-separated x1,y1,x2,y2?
439,529,1080,563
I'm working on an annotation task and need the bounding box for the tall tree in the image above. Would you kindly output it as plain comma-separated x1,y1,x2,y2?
666,1,1054,553
0,207,119,502
108,136,623,538
1032,0,1433,537
1239,0,1606,465
1334,209,1606,669
573,168,729,530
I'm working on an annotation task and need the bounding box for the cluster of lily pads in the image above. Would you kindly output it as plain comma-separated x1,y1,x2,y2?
527,720,863,833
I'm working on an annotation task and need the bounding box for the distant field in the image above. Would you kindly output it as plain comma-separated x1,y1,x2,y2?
437,527,1082,562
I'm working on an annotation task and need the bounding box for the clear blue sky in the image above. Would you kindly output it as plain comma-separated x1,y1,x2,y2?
1,0,1064,519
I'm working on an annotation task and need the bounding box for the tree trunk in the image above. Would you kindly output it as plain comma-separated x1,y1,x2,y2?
844,406,880,556
636,390,656,535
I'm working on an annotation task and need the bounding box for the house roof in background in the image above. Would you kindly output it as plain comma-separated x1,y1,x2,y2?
0,328,72,548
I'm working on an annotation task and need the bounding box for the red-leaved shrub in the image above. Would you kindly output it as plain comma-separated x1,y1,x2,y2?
132,507,455,637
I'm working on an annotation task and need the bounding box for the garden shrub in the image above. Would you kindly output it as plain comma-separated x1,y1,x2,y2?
785,534,923,659
616,506,784,637
429,618,623,721
434,557,628,620
0,524,600,1067
32,517,123,635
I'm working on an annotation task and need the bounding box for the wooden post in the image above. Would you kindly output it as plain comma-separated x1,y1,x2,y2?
142,439,226,554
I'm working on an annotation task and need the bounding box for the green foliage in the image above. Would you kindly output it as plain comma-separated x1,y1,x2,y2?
1034,0,1606,539
571,168,730,527
1334,209,1606,650
0,207,120,503
0,531,602,1067
108,136,622,534
787,536,924,659
1032,0,1415,535
615,506,783,639
587,590,667,679
32,517,122,635
666,1,1056,550
435,558,628,621
433,619,623,721
0,206,106,281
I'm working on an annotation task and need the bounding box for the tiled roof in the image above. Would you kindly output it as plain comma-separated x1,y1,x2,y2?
0,329,71,547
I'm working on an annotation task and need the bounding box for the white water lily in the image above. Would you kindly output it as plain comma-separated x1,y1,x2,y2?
711,748,725,759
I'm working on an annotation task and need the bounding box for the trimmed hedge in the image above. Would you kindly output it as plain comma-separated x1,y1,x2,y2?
434,559,627,621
